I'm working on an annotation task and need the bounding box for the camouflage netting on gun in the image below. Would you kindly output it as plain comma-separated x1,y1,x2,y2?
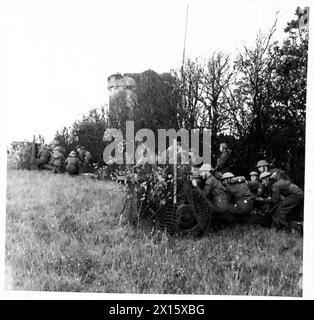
190,189,212,235
121,163,212,236
157,184,182,236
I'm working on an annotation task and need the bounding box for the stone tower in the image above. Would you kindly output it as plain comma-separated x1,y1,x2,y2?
107,73,137,111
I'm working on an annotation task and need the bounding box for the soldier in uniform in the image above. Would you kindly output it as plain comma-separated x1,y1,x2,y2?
248,171,259,195
246,170,272,225
84,149,93,172
259,171,304,232
50,146,65,173
256,159,291,181
193,164,234,227
256,160,287,199
65,150,80,176
221,172,254,222
76,145,93,173
35,144,51,168
51,139,66,155
76,145,85,162
212,143,233,179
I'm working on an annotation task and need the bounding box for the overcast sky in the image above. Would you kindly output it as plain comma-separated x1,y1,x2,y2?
3,0,305,144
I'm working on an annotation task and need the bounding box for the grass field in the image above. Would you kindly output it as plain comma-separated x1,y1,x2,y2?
5,167,303,296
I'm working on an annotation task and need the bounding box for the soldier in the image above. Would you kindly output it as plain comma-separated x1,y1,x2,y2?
221,172,254,221
65,150,80,176
84,149,93,172
256,160,282,198
256,159,291,181
35,144,51,168
76,145,84,162
195,165,235,226
76,145,93,173
248,170,271,223
175,159,212,236
50,146,65,173
51,139,66,154
256,160,269,174
259,171,303,232
212,142,233,179
248,171,259,195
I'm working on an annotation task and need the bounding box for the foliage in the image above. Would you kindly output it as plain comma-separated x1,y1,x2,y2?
226,10,308,185
124,164,169,226
54,107,109,166
109,70,180,134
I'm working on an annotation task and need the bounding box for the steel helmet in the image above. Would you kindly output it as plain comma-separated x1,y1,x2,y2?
256,160,269,167
53,146,62,152
259,171,272,180
53,139,60,146
221,172,235,179
200,163,213,172
250,171,259,176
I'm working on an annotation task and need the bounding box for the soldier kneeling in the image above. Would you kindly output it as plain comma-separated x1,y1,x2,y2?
259,171,303,233
198,164,235,227
36,144,51,168
49,146,65,173
221,172,254,223
65,150,80,176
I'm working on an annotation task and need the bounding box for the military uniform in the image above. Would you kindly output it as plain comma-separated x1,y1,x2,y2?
227,178,254,219
269,168,291,181
248,180,259,195
174,165,212,236
256,167,290,205
202,176,234,225
77,147,93,173
65,152,80,175
256,160,291,181
265,178,304,227
83,150,93,172
77,149,86,163
49,147,65,173
36,146,51,167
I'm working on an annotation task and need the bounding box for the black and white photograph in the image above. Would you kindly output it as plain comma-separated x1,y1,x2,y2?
1,0,313,300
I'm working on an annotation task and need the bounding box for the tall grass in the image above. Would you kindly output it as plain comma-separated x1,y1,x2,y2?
6,169,303,296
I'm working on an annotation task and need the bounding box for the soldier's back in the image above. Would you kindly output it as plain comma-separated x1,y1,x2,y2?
205,176,228,199
273,179,303,198
66,156,80,166
270,168,291,181
229,180,251,201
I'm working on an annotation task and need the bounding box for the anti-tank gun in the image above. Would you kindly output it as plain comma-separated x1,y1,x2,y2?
123,162,212,237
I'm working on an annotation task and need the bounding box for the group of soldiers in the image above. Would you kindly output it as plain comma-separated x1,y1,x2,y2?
35,140,92,175
183,143,304,234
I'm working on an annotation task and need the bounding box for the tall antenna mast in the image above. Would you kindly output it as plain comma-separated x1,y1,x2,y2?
174,4,189,206
182,3,189,66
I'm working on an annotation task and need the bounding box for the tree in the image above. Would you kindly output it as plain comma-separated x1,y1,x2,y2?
200,52,233,146
174,58,205,129
108,90,134,135
132,70,180,133
108,70,180,134
70,107,109,164
267,7,308,186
